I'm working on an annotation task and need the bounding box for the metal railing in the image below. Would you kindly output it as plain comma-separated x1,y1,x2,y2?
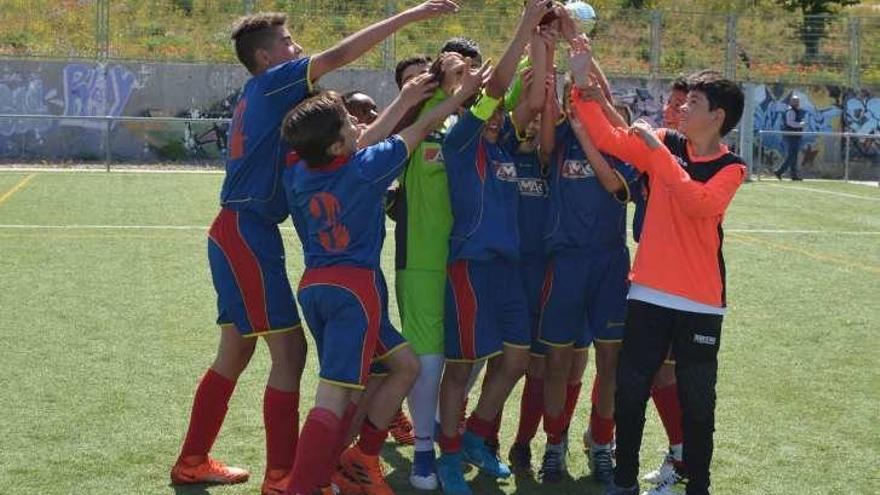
0,1,877,86
756,129,880,181
0,114,230,170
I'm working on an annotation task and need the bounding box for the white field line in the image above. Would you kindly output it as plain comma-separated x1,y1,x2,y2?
0,224,878,236
755,182,880,202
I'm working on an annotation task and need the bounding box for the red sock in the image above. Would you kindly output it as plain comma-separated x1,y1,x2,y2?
179,368,236,460
562,381,583,431
515,376,544,444
438,433,462,454
543,409,566,445
652,383,684,446
465,413,495,439
356,417,388,456
264,387,299,471
285,408,341,495
589,409,615,446
331,402,359,464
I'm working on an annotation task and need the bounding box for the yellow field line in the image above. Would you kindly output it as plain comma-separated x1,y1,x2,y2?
0,174,36,206
730,233,880,276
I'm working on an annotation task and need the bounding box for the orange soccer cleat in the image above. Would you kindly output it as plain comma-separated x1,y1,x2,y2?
261,468,293,495
170,455,249,485
338,445,394,495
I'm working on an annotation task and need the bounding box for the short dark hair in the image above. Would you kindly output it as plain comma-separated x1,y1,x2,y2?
688,71,744,137
670,76,689,94
395,55,432,89
282,91,347,167
440,37,482,63
231,12,287,73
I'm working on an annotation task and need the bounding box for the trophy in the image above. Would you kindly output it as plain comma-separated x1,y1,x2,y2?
564,1,597,36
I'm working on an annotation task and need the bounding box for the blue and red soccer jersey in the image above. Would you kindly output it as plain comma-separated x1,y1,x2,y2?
441,100,529,361
544,122,640,253
538,122,640,349
444,108,522,263
509,140,550,354
209,57,312,337
221,57,313,223
284,136,410,388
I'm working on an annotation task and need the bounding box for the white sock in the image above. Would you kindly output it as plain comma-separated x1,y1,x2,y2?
407,354,445,452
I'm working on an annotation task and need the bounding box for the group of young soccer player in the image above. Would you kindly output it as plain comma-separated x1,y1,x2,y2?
168,2,747,495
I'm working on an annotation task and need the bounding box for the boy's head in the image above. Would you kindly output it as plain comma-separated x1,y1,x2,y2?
282,91,358,167
231,12,303,75
679,71,743,139
343,91,378,125
440,37,483,66
395,55,432,89
663,76,689,129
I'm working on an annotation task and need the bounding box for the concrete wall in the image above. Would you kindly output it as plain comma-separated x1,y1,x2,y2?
0,58,876,179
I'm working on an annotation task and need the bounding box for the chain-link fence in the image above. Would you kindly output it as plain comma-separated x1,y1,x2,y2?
756,130,880,181
1,1,877,86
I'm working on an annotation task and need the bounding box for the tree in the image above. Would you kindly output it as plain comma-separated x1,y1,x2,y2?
776,0,860,61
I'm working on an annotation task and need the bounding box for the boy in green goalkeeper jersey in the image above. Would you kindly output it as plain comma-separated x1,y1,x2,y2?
389,43,481,490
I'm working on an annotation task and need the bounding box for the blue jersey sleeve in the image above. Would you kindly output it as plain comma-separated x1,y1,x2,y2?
606,155,641,203
261,57,312,110
499,114,522,156
354,135,410,189
444,110,485,153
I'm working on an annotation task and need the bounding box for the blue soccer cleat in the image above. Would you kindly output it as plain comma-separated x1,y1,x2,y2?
437,452,472,495
462,430,512,479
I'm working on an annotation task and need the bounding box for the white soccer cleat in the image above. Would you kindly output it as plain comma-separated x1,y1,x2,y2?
640,469,684,495
642,446,683,485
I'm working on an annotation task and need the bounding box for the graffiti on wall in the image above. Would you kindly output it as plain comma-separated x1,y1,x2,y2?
0,63,139,141
62,64,138,130
0,70,64,140
844,90,880,157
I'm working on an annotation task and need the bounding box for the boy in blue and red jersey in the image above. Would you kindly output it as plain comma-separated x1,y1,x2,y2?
435,3,556,494
534,52,641,484
170,3,460,494
280,62,487,495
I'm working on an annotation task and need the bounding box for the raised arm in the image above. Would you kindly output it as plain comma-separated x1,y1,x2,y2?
538,73,561,164
571,86,659,170
568,109,627,197
398,61,492,153
485,0,551,98
358,72,438,148
310,0,459,82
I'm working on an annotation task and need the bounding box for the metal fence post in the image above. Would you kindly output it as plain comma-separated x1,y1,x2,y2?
383,0,397,70
848,16,861,90
756,131,764,181
104,118,112,172
739,83,755,181
843,133,851,182
95,0,110,60
725,14,737,80
649,10,662,79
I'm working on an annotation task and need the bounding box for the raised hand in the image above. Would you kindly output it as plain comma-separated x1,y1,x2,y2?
523,0,556,29
629,120,662,150
399,72,439,106
568,35,593,89
458,59,493,97
404,0,460,22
